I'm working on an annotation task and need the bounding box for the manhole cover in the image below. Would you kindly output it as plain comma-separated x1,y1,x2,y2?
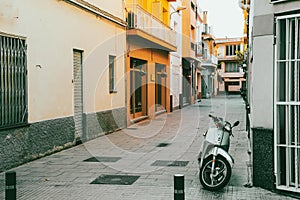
90,175,140,185
83,156,121,162
151,160,189,167
156,143,171,147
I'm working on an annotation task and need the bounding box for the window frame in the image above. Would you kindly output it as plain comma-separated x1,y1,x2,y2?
274,13,300,193
0,34,28,130
225,62,239,73
109,55,117,94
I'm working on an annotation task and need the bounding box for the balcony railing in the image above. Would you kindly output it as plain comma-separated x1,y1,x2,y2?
202,52,218,65
195,42,203,56
126,4,176,47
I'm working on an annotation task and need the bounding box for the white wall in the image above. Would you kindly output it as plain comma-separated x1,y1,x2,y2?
170,1,183,108
87,0,125,19
217,46,225,57
250,36,273,129
0,0,126,122
248,0,274,129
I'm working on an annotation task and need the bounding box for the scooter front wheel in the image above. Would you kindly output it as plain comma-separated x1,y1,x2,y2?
199,156,231,191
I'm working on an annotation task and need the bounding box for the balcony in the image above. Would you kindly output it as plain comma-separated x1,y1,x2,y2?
195,42,203,57
202,52,218,65
126,4,176,52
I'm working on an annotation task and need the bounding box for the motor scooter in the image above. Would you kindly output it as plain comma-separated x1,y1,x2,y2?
198,114,239,191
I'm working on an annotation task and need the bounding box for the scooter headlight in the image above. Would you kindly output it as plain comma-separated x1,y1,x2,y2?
224,124,231,132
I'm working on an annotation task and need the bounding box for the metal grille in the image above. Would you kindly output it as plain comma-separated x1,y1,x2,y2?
73,50,83,139
274,14,300,193
151,160,189,167
83,156,122,162
90,174,140,185
0,35,27,129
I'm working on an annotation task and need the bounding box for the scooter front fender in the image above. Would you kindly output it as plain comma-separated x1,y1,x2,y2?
204,147,234,168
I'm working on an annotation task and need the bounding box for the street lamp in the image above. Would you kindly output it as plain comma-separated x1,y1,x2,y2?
170,6,187,18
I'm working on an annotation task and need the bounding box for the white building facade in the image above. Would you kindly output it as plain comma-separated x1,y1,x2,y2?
0,0,126,171
170,0,184,110
248,0,300,196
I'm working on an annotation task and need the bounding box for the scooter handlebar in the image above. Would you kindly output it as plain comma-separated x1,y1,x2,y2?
208,114,218,121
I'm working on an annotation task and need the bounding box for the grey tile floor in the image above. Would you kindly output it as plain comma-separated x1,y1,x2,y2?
0,96,297,199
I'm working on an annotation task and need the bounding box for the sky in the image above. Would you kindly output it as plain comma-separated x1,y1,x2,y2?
198,0,244,38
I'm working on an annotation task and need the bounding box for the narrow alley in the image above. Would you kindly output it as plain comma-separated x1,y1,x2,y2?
0,95,296,199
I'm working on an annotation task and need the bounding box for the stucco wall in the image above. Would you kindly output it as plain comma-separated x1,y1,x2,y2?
250,35,273,129
250,0,274,129
0,0,126,123
0,0,126,171
87,0,125,19
170,1,183,109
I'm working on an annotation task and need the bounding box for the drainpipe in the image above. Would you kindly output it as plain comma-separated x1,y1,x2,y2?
190,61,195,103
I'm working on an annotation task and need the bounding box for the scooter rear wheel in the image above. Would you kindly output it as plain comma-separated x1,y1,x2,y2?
199,156,231,191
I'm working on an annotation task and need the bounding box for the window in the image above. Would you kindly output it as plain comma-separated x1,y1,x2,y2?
109,55,116,93
225,62,239,72
0,35,27,129
227,81,239,86
226,44,241,56
274,14,300,193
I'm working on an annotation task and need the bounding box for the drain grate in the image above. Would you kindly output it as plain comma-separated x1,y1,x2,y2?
90,175,140,185
154,118,165,121
126,127,138,130
83,156,121,162
151,160,189,167
156,143,171,147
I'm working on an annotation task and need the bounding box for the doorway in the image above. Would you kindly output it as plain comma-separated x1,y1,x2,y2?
130,58,148,119
155,63,167,112
73,49,84,139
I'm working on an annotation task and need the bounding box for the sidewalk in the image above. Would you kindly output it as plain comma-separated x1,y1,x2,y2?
0,96,297,199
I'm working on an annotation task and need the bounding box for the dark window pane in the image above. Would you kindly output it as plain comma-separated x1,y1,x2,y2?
278,105,286,144
290,19,296,59
298,20,300,59
278,62,287,101
279,147,286,186
109,55,115,92
279,19,287,60
290,148,296,186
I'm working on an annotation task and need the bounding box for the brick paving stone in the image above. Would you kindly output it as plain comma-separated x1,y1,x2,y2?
0,95,298,199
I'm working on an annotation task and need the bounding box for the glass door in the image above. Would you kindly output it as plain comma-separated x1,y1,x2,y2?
155,64,167,112
130,58,147,119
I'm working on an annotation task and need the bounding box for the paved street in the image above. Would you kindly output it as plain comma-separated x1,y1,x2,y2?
0,95,297,199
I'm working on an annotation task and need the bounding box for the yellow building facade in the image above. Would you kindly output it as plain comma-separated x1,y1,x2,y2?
125,0,176,124
181,0,201,105
215,38,245,93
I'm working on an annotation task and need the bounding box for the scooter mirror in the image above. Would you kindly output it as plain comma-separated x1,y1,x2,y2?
233,121,240,127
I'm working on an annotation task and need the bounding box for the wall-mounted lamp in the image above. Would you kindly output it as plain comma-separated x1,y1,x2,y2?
242,63,247,72
170,6,187,18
